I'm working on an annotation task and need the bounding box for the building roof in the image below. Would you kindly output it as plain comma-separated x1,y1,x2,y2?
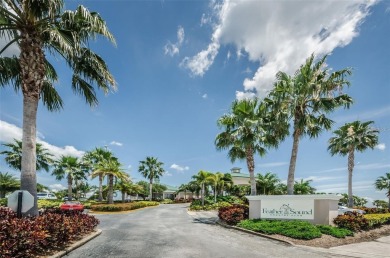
231,173,250,178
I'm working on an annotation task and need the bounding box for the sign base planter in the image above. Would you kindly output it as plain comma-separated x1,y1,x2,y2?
246,195,341,225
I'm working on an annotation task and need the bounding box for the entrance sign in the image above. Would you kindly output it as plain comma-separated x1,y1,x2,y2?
246,195,341,225
261,199,314,219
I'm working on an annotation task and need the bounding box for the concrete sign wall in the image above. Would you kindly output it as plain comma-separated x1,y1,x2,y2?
246,195,341,225
261,199,314,219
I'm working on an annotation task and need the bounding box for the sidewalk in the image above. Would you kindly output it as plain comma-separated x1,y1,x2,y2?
187,210,390,258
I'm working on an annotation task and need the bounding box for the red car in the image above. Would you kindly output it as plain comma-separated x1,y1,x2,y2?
60,201,84,212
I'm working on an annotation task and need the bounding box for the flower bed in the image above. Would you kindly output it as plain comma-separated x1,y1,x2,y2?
90,201,159,212
0,207,99,258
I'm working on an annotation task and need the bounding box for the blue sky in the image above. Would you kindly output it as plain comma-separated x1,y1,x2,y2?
0,0,389,204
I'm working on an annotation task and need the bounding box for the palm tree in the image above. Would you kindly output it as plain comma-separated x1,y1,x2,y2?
294,179,316,195
52,156,87,201
270,54,353,195
116,178,133,203
192,170,212,206
84,147,116,201
1,139,54,172
256,172,280,195
94,159,129,204
0,1,116,216
328,120,379,207
0,172,20,198
138,157,165,200
177,184,189,201
375,172,390,209
207,172,224,203
215,98,288,196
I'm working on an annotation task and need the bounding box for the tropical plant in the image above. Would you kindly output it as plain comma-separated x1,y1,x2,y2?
328,121,379,207
1,139,54,172
177,184,189,201
207,172,225,203
84,147,116,201
36,183,49,193
0,172,20,198
0,0,116,216
52,156,87,201
94,158,129,204
293,178,316,195
192,170,212,206
339,193,368,207
136,181,151,200
138,157,165,200
372,200,389,209
187,180,201,198
256,172,280,195
215,98,288,196
270,54,353,195
374,172,390,208
116,178,133,203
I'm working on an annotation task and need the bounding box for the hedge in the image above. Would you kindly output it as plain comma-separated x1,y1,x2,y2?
91,201,159,212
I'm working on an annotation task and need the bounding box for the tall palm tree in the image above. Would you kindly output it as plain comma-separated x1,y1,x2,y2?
374,172,390,209
0,1,116,216
270,54,353,195
215,98,288,196
93,158,129,204
52,156,87,201
0,172,20,198
138,156,165,200
1,139,54,172
192,170,212,206
328,120,379,207
256,172,280,195
84,147,116,201
294,179,316,195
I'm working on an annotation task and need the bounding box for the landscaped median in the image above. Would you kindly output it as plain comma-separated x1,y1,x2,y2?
217,204,390,248
90,201,159,212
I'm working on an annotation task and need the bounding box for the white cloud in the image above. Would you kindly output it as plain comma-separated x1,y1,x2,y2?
49,184,66,192
235,90,256,100
164,26,185,56
165,171,173,177
375,143,386,151
0,35,20,57
315,181,374,193
0,120,84,158
110,141,123,146
302,176,343,182
170,163,190,172
314,162,390,174
202,93,208,99
183,0,376,97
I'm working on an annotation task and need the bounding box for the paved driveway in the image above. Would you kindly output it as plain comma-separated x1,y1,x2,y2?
64,204,344,258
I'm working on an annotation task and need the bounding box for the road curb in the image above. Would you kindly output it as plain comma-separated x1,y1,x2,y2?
49,229,102,258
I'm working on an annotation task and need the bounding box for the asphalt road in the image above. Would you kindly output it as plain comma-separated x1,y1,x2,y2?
64,204,343,258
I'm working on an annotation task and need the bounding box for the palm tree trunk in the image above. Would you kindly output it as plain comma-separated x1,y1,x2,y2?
388,196,390,209
67,174,73,201
122,191,125,203
214,184,217,203
108,174,114,204
20,29,45,217
287,126,301,195
347,149,354,208
201,183,205,207
246,147,256,195
98,175,103,202
149,179,153,201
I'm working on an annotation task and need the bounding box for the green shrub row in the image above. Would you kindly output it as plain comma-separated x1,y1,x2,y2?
238,219,322,240
91,201,159,212
365,213,390,228
237,219,354,240
358,207,390,214
334,212,390,231
0,207,99,258
160,199,174,204
0,198,6,206
190,201,232,211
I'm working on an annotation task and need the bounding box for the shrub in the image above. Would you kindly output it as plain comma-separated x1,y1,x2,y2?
218,204,249,225
0,207,99,258
91,201,159,212
237,219,322,240
0,198,6,207
358,207,390,214
316,225,353,238
333,212,370,231
161,199,174,204
364,213,390,228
